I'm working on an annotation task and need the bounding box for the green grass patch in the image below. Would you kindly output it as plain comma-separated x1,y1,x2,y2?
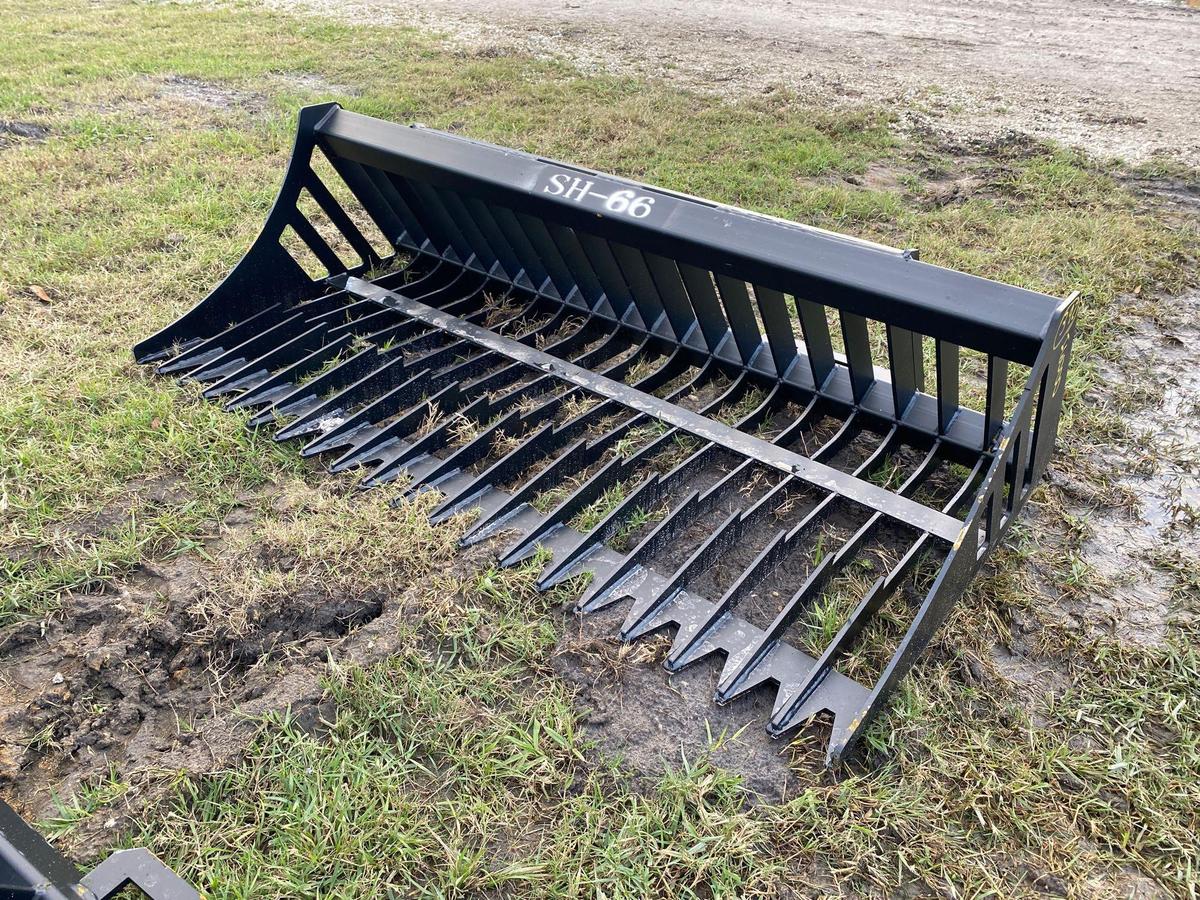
134,651,780,898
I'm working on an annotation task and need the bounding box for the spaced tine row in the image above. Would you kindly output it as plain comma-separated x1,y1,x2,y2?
767,454,987,735
622,418,899,653
712,437,941,704
532,368,757,588
490,352,721,566
543,382,812,594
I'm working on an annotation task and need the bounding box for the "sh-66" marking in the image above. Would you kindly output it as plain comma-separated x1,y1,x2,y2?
542,173,656,219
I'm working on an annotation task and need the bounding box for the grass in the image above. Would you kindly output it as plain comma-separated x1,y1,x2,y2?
134,651,781,898
185,480,461,641
43,766,129,840
0,0,1198,897
568,483,629,534
611,503,670,552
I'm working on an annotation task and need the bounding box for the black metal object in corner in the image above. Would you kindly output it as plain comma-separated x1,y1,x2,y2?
133,102,1077,765
0,799,199,900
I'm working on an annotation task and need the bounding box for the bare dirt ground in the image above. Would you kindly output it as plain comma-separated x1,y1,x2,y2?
269,0,1200,166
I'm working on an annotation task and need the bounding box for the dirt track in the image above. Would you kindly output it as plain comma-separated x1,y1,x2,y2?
274,0,1200,165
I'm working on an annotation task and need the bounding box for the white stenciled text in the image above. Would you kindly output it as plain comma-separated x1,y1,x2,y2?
542,174,656,220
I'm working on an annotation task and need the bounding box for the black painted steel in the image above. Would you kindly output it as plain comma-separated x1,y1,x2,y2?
134,103,1077,765
0,799,197,899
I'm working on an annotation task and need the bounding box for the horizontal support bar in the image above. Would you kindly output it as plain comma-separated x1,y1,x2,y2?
340,275,964,542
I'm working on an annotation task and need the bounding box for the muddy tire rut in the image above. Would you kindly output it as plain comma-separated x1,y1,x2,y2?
0,482,465,841
1,565,379,816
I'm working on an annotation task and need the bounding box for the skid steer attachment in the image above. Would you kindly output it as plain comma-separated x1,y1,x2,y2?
0,798,198,899
135,103,1076,764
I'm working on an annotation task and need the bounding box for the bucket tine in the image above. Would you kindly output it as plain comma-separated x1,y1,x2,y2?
156,304,285,375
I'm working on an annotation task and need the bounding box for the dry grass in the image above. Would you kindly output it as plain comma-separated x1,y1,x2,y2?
187,481,460,640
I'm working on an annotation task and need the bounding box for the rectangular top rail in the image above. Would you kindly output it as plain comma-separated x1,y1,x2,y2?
315,107,1061,365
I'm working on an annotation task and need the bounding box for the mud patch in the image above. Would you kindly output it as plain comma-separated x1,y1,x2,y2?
552,600,814,803
0,556,385,822
53,474,191,544
272,71,360,97
154,75,269,113
1119,174,1200,219
1059,291,1200,645
845,161,904,193
79,74,274,132
0,478,464,839
985,643,1071,727
1093,871,1173,900
0,119,50,146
